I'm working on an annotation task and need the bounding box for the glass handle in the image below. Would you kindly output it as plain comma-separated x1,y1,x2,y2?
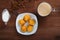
52,8,60,12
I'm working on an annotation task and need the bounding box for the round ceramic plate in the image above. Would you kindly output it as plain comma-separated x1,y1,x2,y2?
16,13,38,35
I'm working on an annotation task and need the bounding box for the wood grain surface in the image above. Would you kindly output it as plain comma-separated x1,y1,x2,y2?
0,0,60,40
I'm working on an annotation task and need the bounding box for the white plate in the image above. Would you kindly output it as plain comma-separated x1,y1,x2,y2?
16,13,38,35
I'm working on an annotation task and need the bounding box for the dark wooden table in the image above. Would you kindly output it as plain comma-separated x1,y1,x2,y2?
0,0,60,40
